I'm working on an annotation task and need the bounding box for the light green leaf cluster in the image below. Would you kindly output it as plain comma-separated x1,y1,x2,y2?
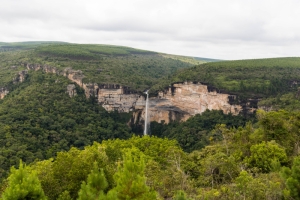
246,141,288,172
111,149,157,200
281,156,300,200
78,162,117,200
1,161,46,200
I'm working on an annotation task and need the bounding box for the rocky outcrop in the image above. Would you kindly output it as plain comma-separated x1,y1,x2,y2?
97,85,141,112
26,64,59,74
24,64,142,112
134,82,244,124
13,70,28,83
66,84,77,97
8,64,257,124
0,88,9,99
258,105,273,112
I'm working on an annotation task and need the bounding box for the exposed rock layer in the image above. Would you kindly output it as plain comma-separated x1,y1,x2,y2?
135,82,244,124
22,64,142,112
67,84,77,97
0,88,9,99
3,63,256,123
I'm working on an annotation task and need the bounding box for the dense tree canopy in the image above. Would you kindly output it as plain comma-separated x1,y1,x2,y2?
0,72,133,179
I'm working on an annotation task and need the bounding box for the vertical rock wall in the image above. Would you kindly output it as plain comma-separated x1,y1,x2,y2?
134,82,243,124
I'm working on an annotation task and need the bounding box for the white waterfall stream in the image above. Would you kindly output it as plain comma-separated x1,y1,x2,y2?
143,90,149,135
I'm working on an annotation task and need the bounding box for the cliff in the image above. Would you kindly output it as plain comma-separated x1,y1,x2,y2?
0,88,9,99
5,64,256,123
24,64,142,112
134,82,245,124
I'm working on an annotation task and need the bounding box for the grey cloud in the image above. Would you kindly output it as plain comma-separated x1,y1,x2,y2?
1,0,300,60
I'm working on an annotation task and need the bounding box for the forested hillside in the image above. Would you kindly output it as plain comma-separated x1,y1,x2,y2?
0,72,133,179
0,42,206,91
1,109,300,199
1,42,300,199
151,57,300,99
0,71,252,181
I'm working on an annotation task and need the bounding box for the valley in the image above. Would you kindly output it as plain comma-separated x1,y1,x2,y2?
1,42,300,199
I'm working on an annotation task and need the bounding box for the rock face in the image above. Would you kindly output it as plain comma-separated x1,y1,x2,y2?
13,70,28,84
0,88,9,99
134,82,243,124
25,64,142,112
97,85,141,112
6,63,256,124
66,84,77,97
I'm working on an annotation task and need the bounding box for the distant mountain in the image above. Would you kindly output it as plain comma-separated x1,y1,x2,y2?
194,56,221,62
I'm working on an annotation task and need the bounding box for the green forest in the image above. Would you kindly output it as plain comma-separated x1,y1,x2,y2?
1,43,300,199
150,57,300,99
0,42,204,91
1,110,300,199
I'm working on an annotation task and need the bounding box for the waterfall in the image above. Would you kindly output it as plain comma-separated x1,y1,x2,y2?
143,90,149,135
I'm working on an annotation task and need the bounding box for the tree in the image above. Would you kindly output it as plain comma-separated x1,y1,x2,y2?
173,190,192,200
246,141,288,173
110,149,157,200
281,156,300,200
78,162,117,200
1,160,47,200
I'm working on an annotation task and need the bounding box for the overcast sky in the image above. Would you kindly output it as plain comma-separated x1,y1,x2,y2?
1,0,299,60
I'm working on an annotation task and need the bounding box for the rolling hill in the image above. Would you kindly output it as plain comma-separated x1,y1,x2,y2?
150,57,300,107
0,42,211,91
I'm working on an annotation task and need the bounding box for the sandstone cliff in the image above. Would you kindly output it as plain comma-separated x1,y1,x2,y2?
0,88,9,99
24,64,142,112
67,84,77,97
5,63,257,124
134,82,244,124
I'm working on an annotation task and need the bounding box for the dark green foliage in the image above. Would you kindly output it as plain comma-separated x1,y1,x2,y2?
150,57,300,99
258,91,300,111
36,44,154,58
111,150,157,200
57,191,72,200
0,136,183,199
0,125,297,200
0,72,132,179
257,110,300,155
0,41,65,52
151,109,254,152
0,43,203,92
282,156,300,200
245,141,288,173
1,160,46,200
78,162,111,200
173,190,191,200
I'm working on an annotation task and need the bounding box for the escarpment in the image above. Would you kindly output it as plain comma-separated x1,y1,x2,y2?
133,82,253,124
6,63,258,123
10,63,143,112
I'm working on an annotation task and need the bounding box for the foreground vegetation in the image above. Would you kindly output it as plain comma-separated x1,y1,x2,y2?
1,109,300,199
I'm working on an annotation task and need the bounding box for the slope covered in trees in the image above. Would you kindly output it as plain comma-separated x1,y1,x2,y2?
2,42,300,199
150,110,255,152
0,71,133,179
150,57,300,100
1,109,300,200
0,42,207,91
0,70,252,181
